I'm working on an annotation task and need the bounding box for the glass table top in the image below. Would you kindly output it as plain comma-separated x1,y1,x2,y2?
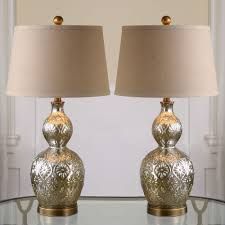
0,196,224,225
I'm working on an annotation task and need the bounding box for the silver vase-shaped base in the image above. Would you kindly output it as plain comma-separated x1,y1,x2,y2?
140,98,194,216
30,98,85,217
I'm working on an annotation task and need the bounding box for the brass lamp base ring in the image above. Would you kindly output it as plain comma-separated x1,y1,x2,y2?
147,204,187,217
38,204,77,217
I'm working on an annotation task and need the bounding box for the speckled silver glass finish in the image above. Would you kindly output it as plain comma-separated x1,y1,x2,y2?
140,100,194,216
30,100,85,215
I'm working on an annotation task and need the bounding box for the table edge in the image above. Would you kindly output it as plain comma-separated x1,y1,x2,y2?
0,195,224,204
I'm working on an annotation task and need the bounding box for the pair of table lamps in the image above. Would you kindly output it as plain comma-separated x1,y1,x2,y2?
6,16,218,217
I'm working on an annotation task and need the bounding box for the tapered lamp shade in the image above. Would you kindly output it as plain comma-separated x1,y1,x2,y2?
115,25,218,97
7,25,109,97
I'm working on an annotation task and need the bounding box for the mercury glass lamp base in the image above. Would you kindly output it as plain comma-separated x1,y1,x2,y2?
31,98,85,217
140,98,194,217
38,204,78,217
147,204,187,217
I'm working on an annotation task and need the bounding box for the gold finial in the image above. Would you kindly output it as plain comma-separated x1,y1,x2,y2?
53,16,63,25
161,16,171,25
54,97,62,103
163,97,171,103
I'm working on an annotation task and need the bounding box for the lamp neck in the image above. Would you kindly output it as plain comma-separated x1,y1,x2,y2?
160,98,174,113
51,97,64,113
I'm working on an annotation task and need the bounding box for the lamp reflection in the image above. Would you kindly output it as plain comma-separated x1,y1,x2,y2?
14,197,209,225
16,197,78,225
146,198,208,225
147,213,187,225
37,214,77,225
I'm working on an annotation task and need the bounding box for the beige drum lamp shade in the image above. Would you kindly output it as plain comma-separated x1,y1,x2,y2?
7,25,109,97
115,25,218,97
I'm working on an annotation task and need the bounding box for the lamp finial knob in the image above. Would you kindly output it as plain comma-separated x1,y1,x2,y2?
53,16,63,25
161,16,171,25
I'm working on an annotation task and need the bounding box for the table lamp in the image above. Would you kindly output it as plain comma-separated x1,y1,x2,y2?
6,16,109,217
115,16,218,216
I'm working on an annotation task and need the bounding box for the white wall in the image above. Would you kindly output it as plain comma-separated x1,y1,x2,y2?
6,0,216,198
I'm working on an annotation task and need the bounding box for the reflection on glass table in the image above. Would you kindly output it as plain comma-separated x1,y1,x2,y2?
0,196,224,225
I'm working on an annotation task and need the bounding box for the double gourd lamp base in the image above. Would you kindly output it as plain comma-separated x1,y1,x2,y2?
142,97,193,217
115,16,218,216
6,16,110,217
32,97,84,217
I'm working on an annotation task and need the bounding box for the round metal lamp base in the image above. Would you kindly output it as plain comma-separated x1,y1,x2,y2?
147,204,187,217
38,204,77,217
